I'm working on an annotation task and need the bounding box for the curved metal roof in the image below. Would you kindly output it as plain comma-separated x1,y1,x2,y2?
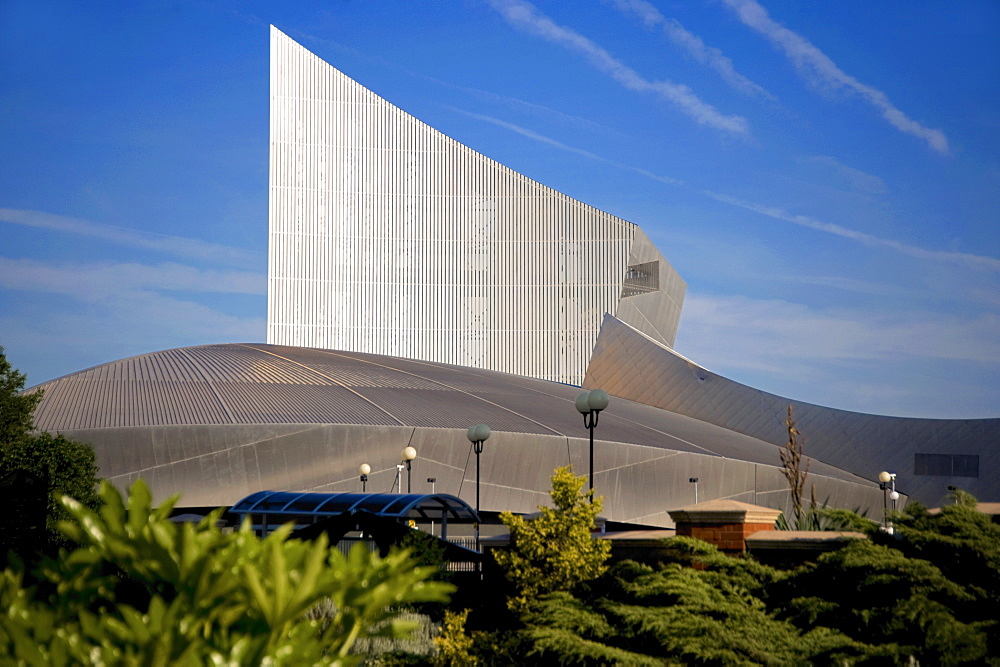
26,342,894,522
30,342,857,477
230,491,478,522
585,314,1000,505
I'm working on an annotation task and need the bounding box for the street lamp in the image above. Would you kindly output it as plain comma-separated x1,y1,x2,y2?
466,424,491,551
427,477,438,535
878,471,898,533
575,389,609,496
358,463,371,493
401,446,417,493
689,477,699,504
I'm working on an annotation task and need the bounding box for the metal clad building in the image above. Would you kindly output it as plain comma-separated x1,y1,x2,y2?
23,26,997,528
30,343,885,526
267,27,684,386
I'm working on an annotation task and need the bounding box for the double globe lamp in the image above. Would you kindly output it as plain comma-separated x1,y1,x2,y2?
575,389,610,495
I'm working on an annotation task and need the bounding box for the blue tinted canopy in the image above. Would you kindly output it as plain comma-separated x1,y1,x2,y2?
230,491,479,523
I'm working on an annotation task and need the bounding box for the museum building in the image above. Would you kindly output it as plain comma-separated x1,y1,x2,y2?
27,27,997,528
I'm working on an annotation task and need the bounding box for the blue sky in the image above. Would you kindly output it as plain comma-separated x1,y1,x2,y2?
1,0,998,418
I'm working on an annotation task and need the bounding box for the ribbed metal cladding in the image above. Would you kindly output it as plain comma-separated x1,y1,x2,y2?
584,314,1000,506
267,26,684,386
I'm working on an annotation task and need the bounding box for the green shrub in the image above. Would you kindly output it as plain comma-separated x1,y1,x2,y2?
0,479,453,665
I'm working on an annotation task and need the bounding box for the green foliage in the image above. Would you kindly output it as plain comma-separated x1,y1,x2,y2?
481,495,1000,665
0,479,453,665
891,493,1000,603
0,347,42,447
658,536,781,597
775,539,988,664
1,432,101,552
352,611,437,665
431,609,477,666
0,347,102,558
397,527,451,584
492,466,611,612
515,557,864,665
888,493,1000,658
775,504,878,532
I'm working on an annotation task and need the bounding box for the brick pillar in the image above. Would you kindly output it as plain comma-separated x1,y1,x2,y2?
668,500,782,553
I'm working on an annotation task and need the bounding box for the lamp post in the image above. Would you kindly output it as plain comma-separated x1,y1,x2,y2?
427,477,438,535
689,477,699,504
466,424,491,552
402,446,417,493
575,389,609,496
878,471,898,533
358,463,370,493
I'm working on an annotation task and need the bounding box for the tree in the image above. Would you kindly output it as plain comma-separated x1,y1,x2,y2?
774,539,988,664
887,491,1000,658
0,347,101,558
431,609,477,666
514,540,865,665
492,466,611,613
0,347,41,447
0,479,453,664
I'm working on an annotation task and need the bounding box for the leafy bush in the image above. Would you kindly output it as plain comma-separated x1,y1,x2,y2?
493,466,611,613
0,479,453,665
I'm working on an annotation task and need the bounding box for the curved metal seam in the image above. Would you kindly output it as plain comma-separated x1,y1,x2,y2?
176,347,237,424
234,344,406,426
306,347,564,436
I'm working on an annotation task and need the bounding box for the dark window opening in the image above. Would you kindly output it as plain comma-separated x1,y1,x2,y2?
914,453,979,477
622,261,660,298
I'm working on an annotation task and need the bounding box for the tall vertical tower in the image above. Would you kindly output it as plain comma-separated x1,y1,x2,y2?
267,26,685,385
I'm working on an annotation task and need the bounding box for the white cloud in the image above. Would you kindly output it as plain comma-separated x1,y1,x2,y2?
677,292,1000,383
801,156,888,196
0,258,265,384
487,0,749,135
0,208,262,268
719,0,949,154
609,0,776,101
703,191,1000,272
674,292,1000,418
453,108,683,186
0,258,265,297
0,294,265,385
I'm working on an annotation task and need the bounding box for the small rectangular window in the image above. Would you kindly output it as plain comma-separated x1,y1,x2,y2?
621,261,660,298
914,453,979,478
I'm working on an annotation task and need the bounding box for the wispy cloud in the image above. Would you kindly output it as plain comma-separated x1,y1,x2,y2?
800,156,888,196
452,108,683,186
0,208,262,268
1,294,264,386
675,292,1000,416
609,0,775,101
419,72,614,134
681,293,1000,366
0,259,265,385
486,0,749,135
704,191,1000,272
0,258,265,296
719,0,949,154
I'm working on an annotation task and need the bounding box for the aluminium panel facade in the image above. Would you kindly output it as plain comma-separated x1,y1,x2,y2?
584,315,1000,505
267,26,684,385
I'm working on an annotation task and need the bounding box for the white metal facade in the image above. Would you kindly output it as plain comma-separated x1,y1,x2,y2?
267,26,684,385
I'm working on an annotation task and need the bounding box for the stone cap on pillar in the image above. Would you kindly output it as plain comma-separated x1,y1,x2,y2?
668,499,782,526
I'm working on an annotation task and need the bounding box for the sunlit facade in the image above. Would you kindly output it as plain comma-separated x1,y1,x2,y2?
266,27,684,385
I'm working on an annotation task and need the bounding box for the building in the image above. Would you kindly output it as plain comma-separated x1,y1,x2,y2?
267,26,683,387
25,27,997,525
28,342,886,527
